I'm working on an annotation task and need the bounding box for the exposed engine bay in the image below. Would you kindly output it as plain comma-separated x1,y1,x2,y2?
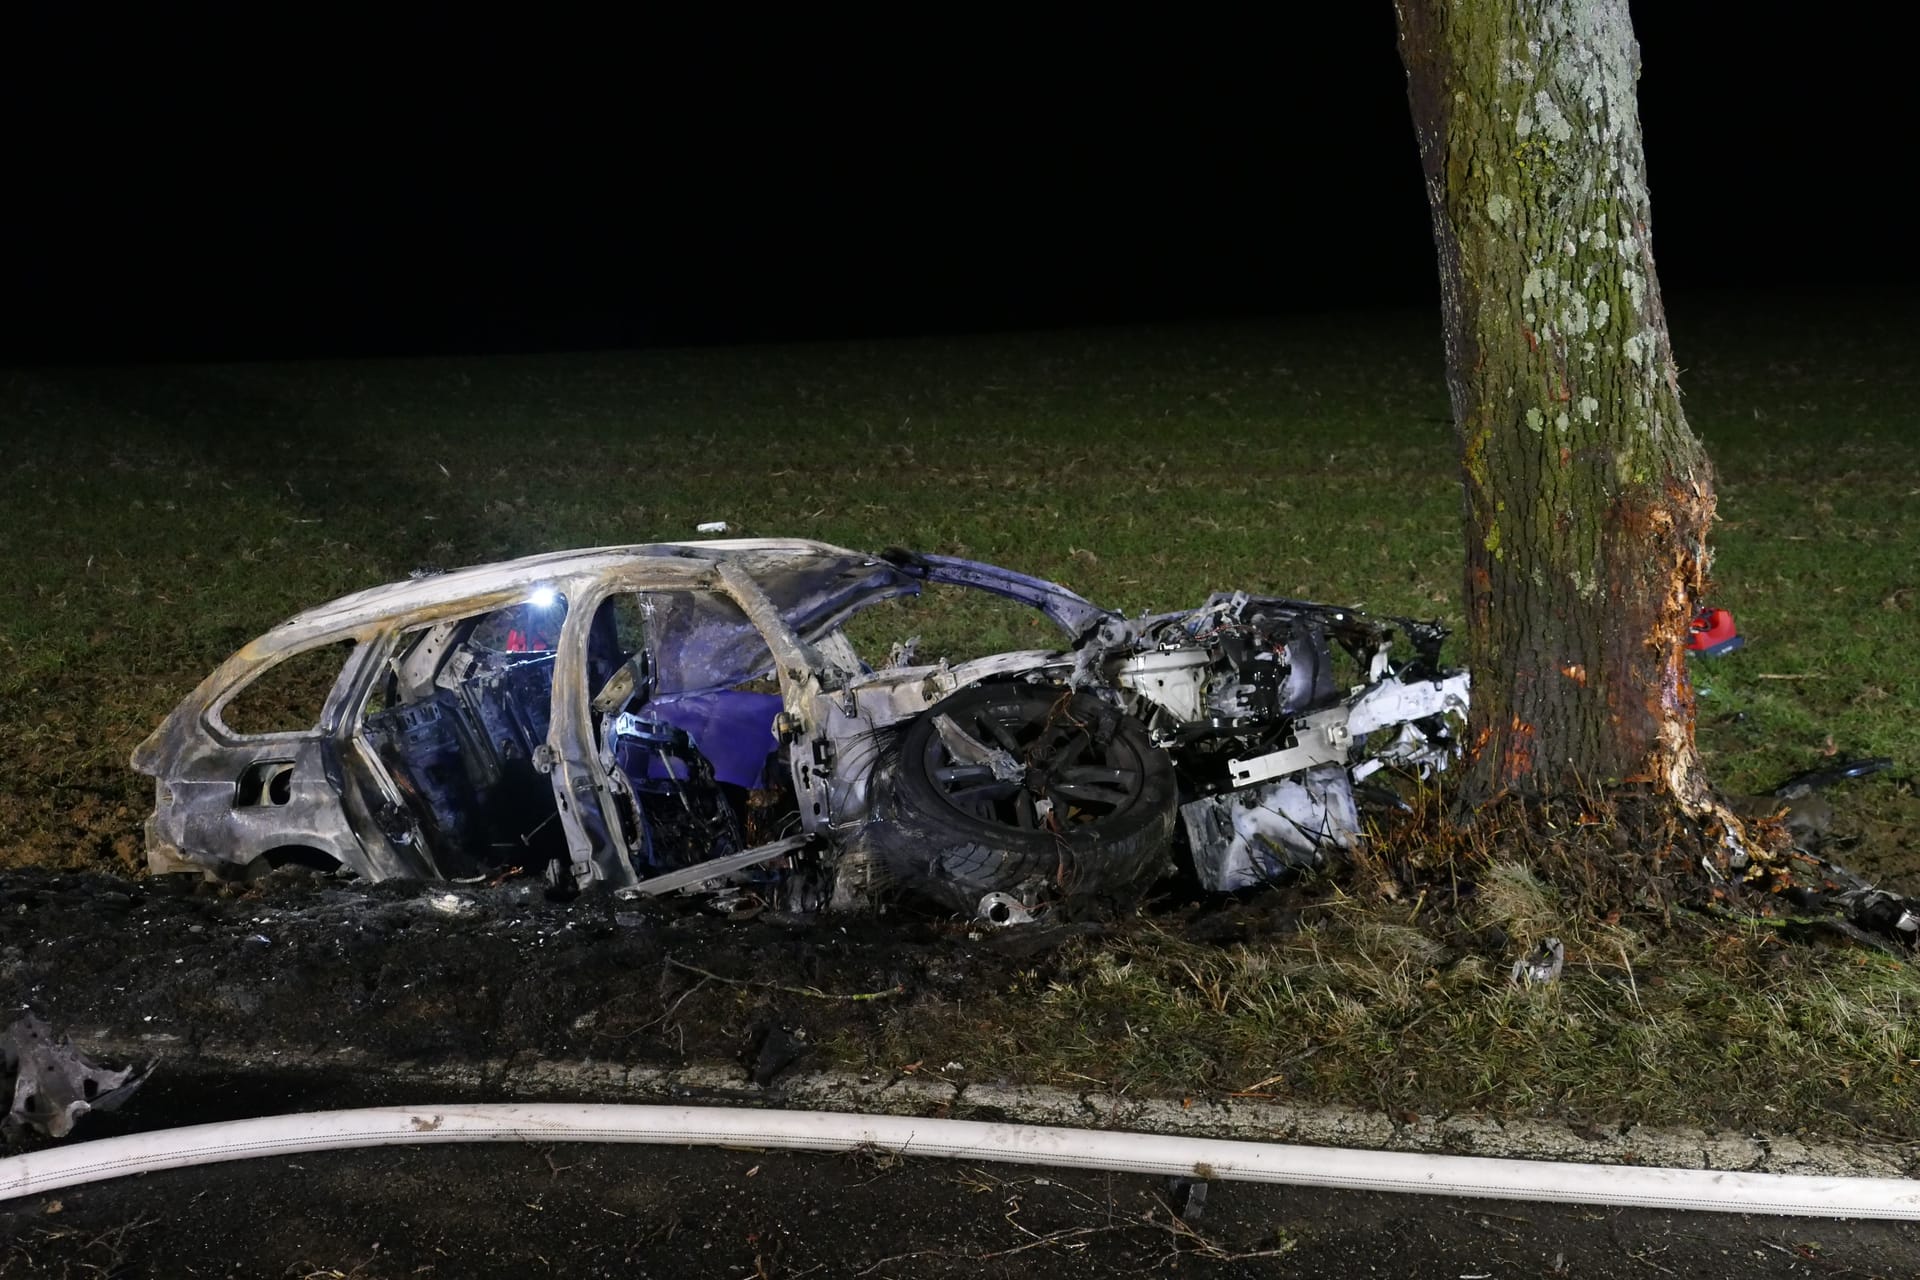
1102,591,1468,891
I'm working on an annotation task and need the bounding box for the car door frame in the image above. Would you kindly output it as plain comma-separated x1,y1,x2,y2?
551,560,831,892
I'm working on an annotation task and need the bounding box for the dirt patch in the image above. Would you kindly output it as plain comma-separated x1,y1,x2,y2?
16,1139,1920,1280
7,773,1917,1160
1825,777,1920,895
0,869,1117,1088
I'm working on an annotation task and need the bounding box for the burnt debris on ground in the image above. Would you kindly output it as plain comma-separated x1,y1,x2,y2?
1364,772,1920,960
1,1014,151,1140
7,754,1920,1148
0,867,1106,1122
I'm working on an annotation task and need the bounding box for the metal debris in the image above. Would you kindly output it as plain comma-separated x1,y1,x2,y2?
1510,938,1566,986
976,892,1037,926
1773,757,1894,800
2,1016,153,1140
1165,1175,1210,1221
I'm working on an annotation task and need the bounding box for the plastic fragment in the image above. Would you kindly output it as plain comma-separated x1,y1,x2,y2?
1510,937,1566,986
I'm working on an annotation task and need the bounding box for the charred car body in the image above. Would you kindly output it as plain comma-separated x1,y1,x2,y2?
134,540,1470,918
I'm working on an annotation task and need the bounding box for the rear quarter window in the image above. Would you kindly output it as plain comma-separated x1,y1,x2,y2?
218,641,356,736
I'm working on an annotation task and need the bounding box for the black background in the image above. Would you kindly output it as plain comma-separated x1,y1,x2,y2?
7,6,1912,362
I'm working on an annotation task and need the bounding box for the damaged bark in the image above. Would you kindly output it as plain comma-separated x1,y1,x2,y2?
1395,0,1715,807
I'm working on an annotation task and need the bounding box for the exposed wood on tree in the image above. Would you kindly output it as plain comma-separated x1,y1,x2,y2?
1394,0,1716,808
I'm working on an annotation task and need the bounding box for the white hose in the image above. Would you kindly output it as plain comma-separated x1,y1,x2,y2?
3,1104,1916,1219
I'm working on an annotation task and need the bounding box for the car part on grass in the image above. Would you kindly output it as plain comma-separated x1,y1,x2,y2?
1510,937,1565,986
1833,887,1920,939
1711,827,1920,955
133,540,1471,916
1772,756,1895,798
976,891,1039,926
6,1102,1919,1219
2,1016,152,1141
1685,605,1743,657
1779,851,1920,954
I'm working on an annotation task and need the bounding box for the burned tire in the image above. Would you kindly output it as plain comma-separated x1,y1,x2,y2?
878,683,1177,913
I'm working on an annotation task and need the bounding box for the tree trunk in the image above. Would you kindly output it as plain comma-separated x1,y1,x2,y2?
1394,0,1715,807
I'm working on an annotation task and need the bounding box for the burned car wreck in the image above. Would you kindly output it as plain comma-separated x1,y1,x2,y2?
134,540,1470,919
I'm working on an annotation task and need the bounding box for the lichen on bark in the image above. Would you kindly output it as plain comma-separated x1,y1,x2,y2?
1395,0,1716,808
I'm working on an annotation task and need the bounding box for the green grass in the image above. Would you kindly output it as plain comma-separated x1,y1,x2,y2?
3,295,1918,1135
4,295,1914,869
827,871,1920,1138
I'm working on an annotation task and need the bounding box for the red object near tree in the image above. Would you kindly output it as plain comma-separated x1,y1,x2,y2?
1686,607,1743,658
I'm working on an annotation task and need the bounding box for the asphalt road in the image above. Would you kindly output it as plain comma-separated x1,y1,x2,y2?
5,1141,1917,1279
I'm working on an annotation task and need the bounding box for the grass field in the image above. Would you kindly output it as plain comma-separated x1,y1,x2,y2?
5,293,1918,1135
5,292,1914,868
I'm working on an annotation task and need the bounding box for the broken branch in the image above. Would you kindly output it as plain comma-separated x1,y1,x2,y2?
664,957,905,1002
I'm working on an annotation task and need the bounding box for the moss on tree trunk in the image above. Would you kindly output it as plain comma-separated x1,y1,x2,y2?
1396,0,1715,806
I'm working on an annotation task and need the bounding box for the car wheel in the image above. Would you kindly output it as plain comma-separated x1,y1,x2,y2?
878,683,1177,913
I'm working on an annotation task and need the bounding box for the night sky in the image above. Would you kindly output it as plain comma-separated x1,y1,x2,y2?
7,7,1913,364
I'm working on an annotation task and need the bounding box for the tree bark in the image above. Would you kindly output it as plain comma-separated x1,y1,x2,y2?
1395,0,1715,807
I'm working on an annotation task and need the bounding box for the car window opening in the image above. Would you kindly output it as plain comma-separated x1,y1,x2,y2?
591,592,801,883
360,599,572,874
219,641,358,737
